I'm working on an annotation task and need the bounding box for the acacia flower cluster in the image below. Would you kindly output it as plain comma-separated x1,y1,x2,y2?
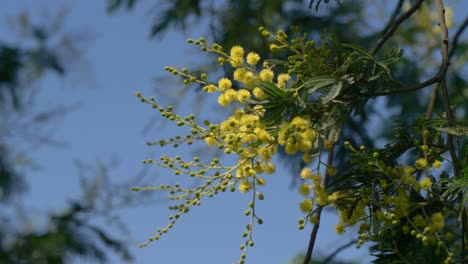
134,24,463,264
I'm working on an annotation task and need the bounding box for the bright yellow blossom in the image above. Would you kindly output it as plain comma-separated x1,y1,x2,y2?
239,181,252,193
300,168,312,179
237,89,251,103
299,199,313,213
246,52,261,65
415,158,428,170
420,177,433,190
230,45,244,67
253,87,268,100
432,160,442,169
218,78,232,91
259,69,274,82
277,73,291,88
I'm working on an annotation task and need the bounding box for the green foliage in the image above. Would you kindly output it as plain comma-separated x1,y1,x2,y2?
0,11,136,264
122,1,467,263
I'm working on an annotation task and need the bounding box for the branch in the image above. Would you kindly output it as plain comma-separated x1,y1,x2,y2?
371,0,425,55
448,15,468,60
435,1,462,258
380,0,405,38
366,74,439,96
303,146,335,264
322,239,358,264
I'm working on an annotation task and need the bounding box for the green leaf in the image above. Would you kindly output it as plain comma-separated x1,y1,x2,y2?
256,80,287,98
434,125,468,136
321,81,343,104
303,76,337,94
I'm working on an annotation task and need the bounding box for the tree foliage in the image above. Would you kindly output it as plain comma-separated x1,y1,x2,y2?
0,10,136,264
131,0,467,263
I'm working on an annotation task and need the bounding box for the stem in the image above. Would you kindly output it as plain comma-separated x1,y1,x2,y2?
436,0,464,261
322,239,358,264
448,16,468,60
303,145,335,264
371,0,425,55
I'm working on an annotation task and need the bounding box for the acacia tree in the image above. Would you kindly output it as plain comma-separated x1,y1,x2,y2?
132,0,466,263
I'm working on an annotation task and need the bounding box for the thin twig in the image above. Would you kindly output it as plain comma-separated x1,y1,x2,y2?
424,84,439,119
322,239,358,264
371,0,425,55
380,0,405,37
448,15,468,60
303,146,335,264
366,74,439,96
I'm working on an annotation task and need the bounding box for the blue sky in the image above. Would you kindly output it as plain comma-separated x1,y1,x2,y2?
1,1,465,264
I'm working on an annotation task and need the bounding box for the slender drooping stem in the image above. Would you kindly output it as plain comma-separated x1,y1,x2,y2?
303,145,335,264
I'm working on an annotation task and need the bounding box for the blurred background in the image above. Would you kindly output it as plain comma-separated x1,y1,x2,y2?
1,1,466,263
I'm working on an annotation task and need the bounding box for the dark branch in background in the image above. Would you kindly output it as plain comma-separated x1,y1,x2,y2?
371,0,424,55
303,146,335,264
322,239,358,264
448,15,468,60
366,74,439,96
424,84,439,119
380,0,405,38
436,1,463,260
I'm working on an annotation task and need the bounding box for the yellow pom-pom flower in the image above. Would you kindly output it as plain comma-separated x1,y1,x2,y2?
298,183,311,197
253,87,268,100
237,89,251,103
230,45,244,67
259,69,274,82
246,52,261,66
238,181,252,193
299,199,314,213
277,73,291,88
300,168,312,179
415,158,428,170
420,177,433,190
218,78,232,91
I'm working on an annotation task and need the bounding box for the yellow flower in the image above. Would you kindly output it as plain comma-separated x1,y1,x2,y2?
300,168,312,180
203,84,217,93
431,212,445,231
277,73,291,88
253,87,268,100
299,199,313,213
246,52,260,66
415,158,428,170
259,69,274,82
432,160,442,169
263,162,276,174
316,189,328,206
218,78,232,91
233,68,247,82
230,45,244,67
335,223,346,235
298,183,311,197
237,89,251,103
217,89,237,107
204,136,217,146
238,181,252,193
230,45,244,58
278,117,316,155
420,177,433,190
